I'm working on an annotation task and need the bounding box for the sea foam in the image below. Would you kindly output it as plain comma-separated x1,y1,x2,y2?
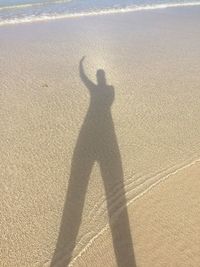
0,1,200,26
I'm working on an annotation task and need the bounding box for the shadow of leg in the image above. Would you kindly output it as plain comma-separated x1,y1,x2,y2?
50,155,94,267
100,158,136,267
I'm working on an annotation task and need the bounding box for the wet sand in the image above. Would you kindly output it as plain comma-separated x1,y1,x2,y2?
74,160,200,267
1,6,200,267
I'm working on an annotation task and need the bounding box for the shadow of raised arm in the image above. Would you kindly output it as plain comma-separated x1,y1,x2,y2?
79,56,95,92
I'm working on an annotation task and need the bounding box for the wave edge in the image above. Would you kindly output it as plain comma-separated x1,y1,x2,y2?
0,2,200,27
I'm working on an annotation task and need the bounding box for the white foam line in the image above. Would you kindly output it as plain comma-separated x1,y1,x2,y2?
0,0,72,11
1,2,200,27
68,156,200,266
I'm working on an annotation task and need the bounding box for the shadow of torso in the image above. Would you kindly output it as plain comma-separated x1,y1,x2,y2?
75,84,117,163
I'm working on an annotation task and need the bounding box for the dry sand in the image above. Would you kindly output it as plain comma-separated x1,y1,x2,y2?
1,6,200,267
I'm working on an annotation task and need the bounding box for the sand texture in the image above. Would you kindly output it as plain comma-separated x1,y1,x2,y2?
1,6,200,267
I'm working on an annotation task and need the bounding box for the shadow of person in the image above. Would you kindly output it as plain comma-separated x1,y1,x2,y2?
50,57,136,267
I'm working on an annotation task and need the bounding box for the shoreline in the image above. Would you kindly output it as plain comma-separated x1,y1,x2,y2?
0,2,200,27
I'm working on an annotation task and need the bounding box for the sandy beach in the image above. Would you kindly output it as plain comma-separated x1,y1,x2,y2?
1,6,200,267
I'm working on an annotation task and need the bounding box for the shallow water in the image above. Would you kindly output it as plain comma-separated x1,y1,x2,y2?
0,0,200,26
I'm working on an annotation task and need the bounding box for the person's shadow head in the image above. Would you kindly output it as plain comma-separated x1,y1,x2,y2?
96,69,106,86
